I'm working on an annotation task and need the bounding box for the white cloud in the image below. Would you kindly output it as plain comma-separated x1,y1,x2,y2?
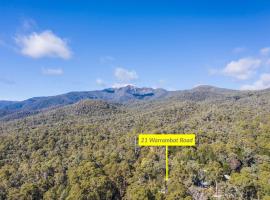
42,68,64,76
266,59,270,66
15,30,71,59
222,57,261,80
241,73,270,90
112,83,135,88
96,78,106,87
193,83,207,88
114,67,138,82
260,47,270,56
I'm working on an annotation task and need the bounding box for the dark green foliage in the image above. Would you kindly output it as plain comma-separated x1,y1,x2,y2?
0,86,270,199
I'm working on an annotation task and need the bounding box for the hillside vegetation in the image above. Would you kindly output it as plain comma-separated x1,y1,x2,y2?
0,86,269,200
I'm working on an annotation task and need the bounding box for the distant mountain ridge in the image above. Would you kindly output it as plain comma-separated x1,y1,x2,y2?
0,86,168,121
0,85,268,121
0,101,18,109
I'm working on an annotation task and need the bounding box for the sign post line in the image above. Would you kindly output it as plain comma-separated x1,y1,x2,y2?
165,145,169,181
138,134,195,182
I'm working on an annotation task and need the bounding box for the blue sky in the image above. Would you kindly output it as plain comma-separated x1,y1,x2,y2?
1,0,270,100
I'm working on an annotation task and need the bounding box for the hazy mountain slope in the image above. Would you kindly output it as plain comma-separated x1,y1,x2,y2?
0,85,269,122
0,86,168,121
0,101,17,109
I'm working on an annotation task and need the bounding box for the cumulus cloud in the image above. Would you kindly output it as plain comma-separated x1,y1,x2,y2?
114,67,138,82
241,73,270,90
260,47,270,56
96,78,106,87
42,68,64,76
15,30,71,59
222,57,261,80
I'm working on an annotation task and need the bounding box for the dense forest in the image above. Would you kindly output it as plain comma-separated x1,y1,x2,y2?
0,86,269,199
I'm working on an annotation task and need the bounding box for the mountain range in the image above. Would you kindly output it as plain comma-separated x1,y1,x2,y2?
0,85,269,121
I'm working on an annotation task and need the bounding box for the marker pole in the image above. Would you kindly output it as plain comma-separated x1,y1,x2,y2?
165,145,169,181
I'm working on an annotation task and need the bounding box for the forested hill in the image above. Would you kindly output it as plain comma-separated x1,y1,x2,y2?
0,85,268,121
0,85,269,199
